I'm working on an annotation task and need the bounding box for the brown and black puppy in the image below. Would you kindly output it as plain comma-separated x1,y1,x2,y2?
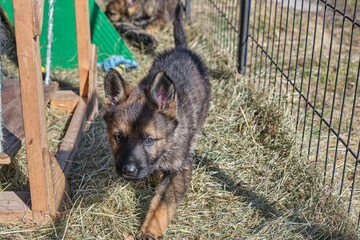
104,2,210,239
106,0,180,50
106,0,179,32
105,0,139,22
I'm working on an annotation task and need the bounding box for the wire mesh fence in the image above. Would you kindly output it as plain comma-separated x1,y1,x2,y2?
193,0,360,225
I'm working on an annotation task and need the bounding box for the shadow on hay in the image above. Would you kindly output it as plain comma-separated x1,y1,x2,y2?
56,101,354,239
193,153,352,239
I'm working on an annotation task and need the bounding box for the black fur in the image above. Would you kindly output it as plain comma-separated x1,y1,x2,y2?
103,1,211,238
173,1,187,48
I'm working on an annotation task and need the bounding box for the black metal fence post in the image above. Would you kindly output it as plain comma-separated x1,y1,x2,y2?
237,0,251,74
186,0,191,21
195,0,360,228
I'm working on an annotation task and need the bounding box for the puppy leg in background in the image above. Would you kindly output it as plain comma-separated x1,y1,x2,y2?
145,20,165,34
113,22,157,50
137,161,193,239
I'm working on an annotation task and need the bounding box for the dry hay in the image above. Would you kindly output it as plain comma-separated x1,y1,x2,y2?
0,5,358,240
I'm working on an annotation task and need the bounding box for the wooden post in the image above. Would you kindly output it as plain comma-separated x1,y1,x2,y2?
0,0,99,223
87,44,98,121
12,0,54,219
32,0,45,37
75,0,91,97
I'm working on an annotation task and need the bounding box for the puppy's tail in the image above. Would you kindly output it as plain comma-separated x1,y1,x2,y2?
173,1,187,48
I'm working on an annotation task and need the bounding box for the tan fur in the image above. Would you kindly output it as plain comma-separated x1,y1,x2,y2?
103,4,210,238
137,161,192,239
137,196,175,239
106,0,179,32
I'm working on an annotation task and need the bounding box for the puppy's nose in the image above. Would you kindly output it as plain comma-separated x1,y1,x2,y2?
122,164,137,176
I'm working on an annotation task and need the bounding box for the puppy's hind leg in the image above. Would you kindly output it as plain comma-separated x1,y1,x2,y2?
136,161,193,239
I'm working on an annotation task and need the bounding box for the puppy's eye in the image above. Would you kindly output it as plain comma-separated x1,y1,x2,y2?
114,132,124,143
144,137,155,146
106,10,116,16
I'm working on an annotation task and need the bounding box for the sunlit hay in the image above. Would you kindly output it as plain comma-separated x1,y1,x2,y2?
0,2,358,239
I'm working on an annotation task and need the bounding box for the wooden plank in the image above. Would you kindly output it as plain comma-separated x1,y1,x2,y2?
50,90,80,113
0,97,88,221
0,80,58,164
32,0,45,36
40,148,68,217
0,192,32,223
0,153,10,165
52,47,97,212
42,148,56,217
0,96,91,222
12,0,52,217
44,81,59,104
54,98,87,213
56,97,88,175
87,44,98,121
75,0,91,97
52,151,69,214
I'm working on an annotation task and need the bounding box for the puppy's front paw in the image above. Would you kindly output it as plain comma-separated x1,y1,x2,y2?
136,231,163,240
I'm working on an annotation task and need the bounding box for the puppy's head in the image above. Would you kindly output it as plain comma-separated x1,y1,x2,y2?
104,69,178,180
106,0,141,22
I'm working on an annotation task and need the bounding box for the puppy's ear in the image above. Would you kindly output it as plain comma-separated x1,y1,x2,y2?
149,71,177,116
104,69,128,108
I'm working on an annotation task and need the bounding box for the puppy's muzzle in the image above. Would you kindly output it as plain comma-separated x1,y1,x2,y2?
122,163,138,176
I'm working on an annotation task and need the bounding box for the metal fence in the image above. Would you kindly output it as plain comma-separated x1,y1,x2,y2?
195,0,360,225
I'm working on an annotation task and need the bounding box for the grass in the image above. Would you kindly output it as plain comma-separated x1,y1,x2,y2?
245,0,360,223
0,0,359,239
202,0,360,223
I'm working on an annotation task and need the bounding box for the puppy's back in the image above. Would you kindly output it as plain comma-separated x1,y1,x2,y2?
140,1,210,132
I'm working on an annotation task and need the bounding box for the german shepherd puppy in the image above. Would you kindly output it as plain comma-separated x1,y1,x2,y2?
105,0,178,32
104,2,210,239
106,0,179,50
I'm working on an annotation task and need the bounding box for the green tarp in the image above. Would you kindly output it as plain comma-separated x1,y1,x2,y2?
0,0,133,69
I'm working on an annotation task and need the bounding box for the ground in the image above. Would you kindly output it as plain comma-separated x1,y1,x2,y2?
0,0,359,239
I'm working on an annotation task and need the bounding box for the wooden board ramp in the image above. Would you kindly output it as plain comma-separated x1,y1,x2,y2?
0,192,32,222
0,80,58,165
50,90,80,114
0,0,98,224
